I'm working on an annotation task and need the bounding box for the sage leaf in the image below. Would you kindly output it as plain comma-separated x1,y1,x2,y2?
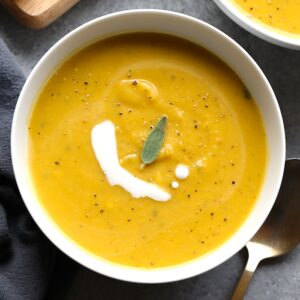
141,115,167,165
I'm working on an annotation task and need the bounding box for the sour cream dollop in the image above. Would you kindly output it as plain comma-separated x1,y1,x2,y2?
175,164,189,180
171,181,179,189
91,121,171,202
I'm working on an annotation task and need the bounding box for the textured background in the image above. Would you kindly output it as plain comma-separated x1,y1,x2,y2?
0,1,299,299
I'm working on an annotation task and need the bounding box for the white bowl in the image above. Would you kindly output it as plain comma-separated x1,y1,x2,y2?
213,0,300,50
11,9,285,283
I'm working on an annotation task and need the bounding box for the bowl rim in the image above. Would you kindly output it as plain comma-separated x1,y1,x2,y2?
11,9,286,283
213,0,300,50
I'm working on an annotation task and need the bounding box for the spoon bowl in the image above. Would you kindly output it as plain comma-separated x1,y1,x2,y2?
252,159,300,254
232,159,300,299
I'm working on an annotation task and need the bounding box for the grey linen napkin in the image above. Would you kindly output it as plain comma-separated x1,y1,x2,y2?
0,39,56,300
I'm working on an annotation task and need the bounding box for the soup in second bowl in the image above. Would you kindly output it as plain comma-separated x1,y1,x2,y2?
28,33,267,268
232,0,300,37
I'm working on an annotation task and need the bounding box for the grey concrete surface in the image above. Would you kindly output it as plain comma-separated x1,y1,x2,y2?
0,1,299,299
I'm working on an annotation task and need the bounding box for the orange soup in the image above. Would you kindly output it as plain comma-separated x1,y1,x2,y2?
29,34,267,268
232,0,300,36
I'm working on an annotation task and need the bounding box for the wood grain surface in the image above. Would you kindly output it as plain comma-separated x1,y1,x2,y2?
1,0,79,28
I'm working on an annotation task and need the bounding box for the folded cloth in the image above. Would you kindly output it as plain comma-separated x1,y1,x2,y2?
0,39,56,300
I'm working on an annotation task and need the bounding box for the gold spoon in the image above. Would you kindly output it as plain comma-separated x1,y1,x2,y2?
231,158,300,300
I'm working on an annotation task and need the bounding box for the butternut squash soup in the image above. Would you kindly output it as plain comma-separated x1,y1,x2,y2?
232,0,300,36
29,33,267,268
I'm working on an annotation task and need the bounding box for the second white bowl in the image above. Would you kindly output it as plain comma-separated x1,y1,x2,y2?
214,0,300,50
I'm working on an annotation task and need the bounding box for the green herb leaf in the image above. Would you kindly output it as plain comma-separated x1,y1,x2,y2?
141,115,167,165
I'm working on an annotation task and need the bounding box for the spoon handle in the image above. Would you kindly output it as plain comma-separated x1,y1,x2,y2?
231,248,260,300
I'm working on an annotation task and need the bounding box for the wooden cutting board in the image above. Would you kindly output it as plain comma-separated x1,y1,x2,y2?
1,0,80,29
